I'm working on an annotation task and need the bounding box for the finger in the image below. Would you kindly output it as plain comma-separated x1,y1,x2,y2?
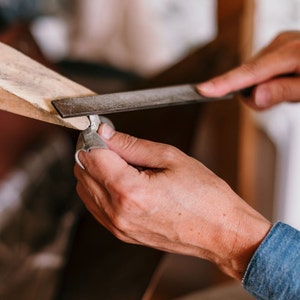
76,179,139,244
252,76,300,108
76,170,136,241
76,180,110,225
197,51,298,97
75,163,117,215
75,164,112,216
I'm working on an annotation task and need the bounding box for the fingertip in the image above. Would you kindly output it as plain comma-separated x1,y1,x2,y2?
197,81,216,96
197,78,233,97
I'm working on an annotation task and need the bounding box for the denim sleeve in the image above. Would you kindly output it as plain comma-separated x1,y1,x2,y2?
242,222,300,299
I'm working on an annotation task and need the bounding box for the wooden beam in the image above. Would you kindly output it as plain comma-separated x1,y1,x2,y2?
0,42,91,130
237,0,257,206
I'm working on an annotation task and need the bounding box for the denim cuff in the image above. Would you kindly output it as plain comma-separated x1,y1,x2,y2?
242,222,300,300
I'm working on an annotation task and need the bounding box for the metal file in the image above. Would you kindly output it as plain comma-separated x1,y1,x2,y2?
52,84,233,118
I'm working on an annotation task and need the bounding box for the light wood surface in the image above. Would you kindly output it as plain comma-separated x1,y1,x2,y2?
0,42,91,130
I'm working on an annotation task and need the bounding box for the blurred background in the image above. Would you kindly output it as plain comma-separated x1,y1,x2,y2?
0,0,300,299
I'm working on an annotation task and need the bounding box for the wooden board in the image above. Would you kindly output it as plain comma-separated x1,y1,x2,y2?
0,42,91,130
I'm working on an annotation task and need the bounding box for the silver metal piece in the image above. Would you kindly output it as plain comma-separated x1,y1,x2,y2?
52,84,234,118
75,115,114,169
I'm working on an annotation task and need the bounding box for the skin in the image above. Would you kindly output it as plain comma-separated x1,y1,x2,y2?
75,31,300,281
197,31,300,109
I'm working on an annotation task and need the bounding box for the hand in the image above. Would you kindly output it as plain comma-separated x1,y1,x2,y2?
197,31,300,109
74,123,271,280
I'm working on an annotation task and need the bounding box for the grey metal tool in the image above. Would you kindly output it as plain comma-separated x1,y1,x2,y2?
75,115,114,169
52,84,233,118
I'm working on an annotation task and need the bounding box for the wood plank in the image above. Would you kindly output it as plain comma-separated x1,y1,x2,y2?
0,42,91,130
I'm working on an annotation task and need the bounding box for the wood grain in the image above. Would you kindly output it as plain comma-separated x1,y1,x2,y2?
0,42,92,130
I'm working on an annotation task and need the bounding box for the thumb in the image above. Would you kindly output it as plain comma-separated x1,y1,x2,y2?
98,123,175,169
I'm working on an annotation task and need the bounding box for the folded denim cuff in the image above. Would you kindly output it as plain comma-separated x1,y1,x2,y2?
242,222,300,300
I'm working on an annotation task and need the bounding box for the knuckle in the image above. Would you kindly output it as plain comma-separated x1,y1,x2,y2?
274,31,300,44
106,176,135,200
109,193,137,229
111,210,132,233
239,62,261,80
119,133,139,154
276,81,293,100
160,145,181,164
273,31,290,44
109,190,148,235
273,32,300,58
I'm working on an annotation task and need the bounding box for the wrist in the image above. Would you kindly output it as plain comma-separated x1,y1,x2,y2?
219,207,272,280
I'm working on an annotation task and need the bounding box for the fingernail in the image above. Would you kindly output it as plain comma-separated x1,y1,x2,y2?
255,86,271,108
99,123,115,140
197,81,215,95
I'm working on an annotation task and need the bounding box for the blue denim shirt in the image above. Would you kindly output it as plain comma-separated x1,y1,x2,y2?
242,222,300,299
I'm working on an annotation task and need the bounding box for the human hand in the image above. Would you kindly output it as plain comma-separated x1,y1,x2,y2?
74,123,271,279
197,31,300,109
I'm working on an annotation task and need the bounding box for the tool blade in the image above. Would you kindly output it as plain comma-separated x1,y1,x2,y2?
52,84,233,118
